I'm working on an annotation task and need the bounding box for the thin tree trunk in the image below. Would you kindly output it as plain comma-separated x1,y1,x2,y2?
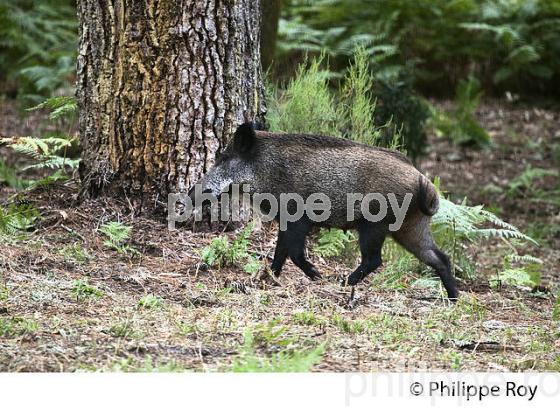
260,0,281,71
77,0,266,212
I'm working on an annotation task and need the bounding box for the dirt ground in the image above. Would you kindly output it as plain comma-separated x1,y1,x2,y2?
1,99,559,372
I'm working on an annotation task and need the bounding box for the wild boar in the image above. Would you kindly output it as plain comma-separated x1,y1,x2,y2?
191,123,458,299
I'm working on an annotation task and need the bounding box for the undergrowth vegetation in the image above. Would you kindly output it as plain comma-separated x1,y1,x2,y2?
231,326,326,372
429,77,492,148
279,0,560,97
0,0,77,102
0,95,78,243
268,50,408,155
0,95,78,189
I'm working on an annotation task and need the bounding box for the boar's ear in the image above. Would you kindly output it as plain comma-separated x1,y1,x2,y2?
233,122,256,156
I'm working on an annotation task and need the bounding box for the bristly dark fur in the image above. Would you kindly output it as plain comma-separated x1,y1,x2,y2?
255,129,412,165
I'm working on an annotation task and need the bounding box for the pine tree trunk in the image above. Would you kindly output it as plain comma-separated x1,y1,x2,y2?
76,0,266,212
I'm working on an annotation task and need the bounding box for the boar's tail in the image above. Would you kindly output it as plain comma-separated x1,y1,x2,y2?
417,175,439,216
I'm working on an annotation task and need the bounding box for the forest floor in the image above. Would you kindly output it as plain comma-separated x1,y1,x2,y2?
0,99,559,372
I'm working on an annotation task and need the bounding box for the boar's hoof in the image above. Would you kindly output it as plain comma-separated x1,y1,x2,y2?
342,272,363,287
305,267,322,281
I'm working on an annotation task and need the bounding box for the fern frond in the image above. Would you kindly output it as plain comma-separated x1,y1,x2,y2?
0,202,40,236
313,228,356,259
1,136,47,159
433,196,537,246
506,254,543,265
28,96,77,120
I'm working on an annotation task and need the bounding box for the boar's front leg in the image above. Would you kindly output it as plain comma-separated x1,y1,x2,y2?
344,221,387,286
271,220,321,280
270,229,289,276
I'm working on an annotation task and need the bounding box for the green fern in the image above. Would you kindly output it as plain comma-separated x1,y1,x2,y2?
200,222,262,274
430,76,491,148
507,165,558,197
431,176,539,280
433,196,537,245
490,268,536,289
0,0,77,100
313,228,356,259
0,202,40,236
279,0,560,95
0,135,79,174
28,95,77,120
99,221,138,255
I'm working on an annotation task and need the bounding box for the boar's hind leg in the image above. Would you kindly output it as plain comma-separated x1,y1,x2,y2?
345,222,387,286
392,218,458,300
273,220,321,280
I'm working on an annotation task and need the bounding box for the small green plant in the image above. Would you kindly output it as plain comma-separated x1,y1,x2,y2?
176,321,199,336
138,294,164,310
372,246,415,291
491,254,542,290
230,328,325,372
200,236,228,267
0,283,9,301
252,319,295,348
70,279,103,302
98,221,138,255
447,350,463,371
200,222,261,274
259,293,272,306
491,268,537,289
109,319,136,339
455,296,487,322
430,76,490,148
293,311,323,326
57,242,90,264
0,317,40,338
432,179,538,279
331,313,365,334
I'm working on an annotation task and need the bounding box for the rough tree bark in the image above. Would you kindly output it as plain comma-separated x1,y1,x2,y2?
76,0,266,212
